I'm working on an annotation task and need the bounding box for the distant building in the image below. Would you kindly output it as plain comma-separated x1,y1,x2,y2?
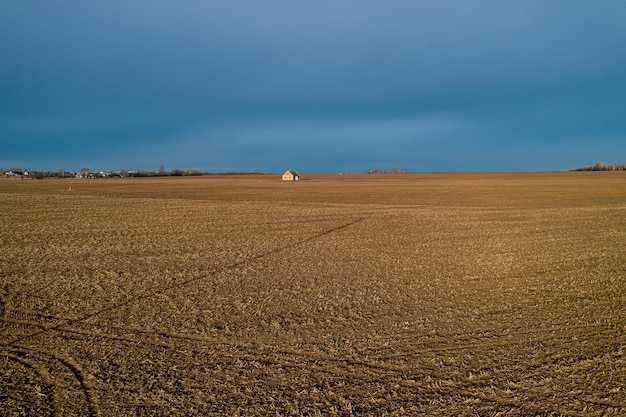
282,170,300,181
4,169,24,177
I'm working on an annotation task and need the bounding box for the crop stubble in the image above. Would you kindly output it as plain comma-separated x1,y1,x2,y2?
1,173,625,416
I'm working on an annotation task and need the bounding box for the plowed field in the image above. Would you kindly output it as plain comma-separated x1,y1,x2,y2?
2,172,625,416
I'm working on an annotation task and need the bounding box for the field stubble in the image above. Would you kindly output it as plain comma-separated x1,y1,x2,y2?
1,172,625,416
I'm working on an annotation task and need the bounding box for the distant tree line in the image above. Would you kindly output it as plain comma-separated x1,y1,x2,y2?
571,161,626,171
129,168,205,177
368,167,410,174
127,169,265,177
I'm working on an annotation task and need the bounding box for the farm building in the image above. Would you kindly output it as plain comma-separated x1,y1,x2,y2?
282,170,300,181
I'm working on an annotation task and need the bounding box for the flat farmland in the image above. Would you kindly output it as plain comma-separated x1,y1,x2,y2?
1,172,625,416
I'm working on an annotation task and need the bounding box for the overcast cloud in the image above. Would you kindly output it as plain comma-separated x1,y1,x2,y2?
1,1,625,172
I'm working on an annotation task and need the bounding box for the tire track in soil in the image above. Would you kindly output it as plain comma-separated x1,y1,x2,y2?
2,218,363,415
7,315,623,415
2,347,99,417
1,352,57,417
6,306,622,368
7,315,622,388
2,217,363,348
0,308,65,333
372,322,623,360
4,290,623,399
6,316,609,358
4,311,621,373
6,317,410,393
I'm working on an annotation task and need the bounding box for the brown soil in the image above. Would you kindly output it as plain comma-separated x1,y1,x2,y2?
1,172,625,416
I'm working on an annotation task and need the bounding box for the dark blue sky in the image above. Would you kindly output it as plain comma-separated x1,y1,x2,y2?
1,1,625,173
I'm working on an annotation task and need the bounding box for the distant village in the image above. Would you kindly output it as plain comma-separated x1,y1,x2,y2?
569,161,626,171
2,167,264,179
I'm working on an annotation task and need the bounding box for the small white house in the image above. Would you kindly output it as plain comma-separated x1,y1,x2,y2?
282,170,300,181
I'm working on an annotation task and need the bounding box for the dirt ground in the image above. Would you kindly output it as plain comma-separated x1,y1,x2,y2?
1,172,625,416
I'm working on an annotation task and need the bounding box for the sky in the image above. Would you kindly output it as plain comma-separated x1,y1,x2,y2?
1,1,625,173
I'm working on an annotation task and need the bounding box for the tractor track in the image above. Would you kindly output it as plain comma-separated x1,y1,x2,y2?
3,217,363,348
1,347,100,417
2,218,364,416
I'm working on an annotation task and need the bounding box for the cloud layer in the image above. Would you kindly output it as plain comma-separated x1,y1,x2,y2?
1,1,625,172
